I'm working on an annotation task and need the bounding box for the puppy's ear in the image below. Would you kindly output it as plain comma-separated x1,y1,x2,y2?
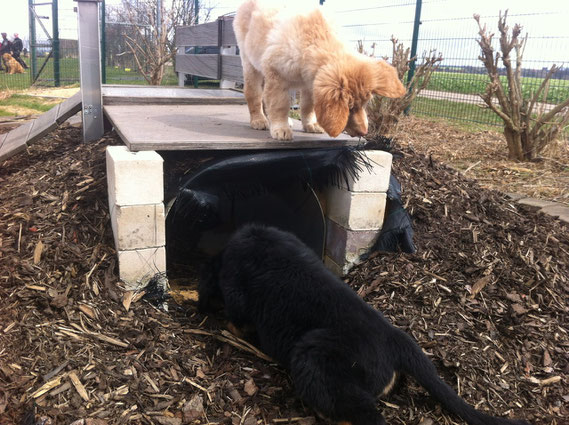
314,65,350,138
373,60,407,98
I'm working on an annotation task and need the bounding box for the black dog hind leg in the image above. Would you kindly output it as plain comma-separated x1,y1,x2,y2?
197,254,224,313
290,332,386,425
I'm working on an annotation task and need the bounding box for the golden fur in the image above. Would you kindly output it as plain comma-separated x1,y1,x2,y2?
3,53,24,75
233,0,406,140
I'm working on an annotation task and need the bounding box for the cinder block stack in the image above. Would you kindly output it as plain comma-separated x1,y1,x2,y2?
323,150,392,275
106,146,166,287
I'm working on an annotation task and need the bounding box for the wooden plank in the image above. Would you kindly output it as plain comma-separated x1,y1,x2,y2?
28,103,60,144
0,122,33,162
176,22,219,46
220,16,237,45
221,55,243,83
56,91,82,124
104,104,361,151
175,54,219,79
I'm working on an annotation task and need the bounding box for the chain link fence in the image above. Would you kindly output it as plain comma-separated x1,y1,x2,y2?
325,0,569,127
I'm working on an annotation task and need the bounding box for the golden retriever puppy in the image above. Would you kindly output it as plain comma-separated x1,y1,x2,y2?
233,0,406,140
3,53,24,75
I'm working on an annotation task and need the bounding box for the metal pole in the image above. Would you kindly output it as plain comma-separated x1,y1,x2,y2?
405,0,422,115
52,0,60,87
101,0,106,84
407,0,422,85
29,0,37,82
193,0,199,88
75,0,104,142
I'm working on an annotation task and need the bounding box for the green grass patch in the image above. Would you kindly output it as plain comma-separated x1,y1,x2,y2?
410,95,502,131
425,71,569,105
0,94,61,116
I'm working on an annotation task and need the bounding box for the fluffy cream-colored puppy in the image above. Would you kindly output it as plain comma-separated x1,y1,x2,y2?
233,0,406,140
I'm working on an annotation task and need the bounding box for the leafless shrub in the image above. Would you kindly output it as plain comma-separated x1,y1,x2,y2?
363,37,442,137
475,11,569,161
111,0,212,85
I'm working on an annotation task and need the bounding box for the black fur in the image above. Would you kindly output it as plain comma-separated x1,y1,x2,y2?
198,224,530,425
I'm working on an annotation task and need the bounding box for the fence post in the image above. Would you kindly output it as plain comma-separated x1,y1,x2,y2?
404,0,422,115
407,0,422,85
193,0,199,88
52,0,60,87
28,0,37,82
100,0,106,84
75,0,104,142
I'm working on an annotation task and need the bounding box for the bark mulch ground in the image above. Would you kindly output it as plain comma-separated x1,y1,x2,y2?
0,124,567,425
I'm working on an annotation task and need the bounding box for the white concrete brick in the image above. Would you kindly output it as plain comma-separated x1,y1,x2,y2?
106,146,164,206
110,203,165,250
325,186,387,230
118,246,166,286
341,150,392,192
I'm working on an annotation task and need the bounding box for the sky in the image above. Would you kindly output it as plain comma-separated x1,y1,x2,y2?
1,0,567,68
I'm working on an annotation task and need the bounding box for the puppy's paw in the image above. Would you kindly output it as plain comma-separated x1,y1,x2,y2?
303,122,324,134
270,125,293,140
251,117,269,130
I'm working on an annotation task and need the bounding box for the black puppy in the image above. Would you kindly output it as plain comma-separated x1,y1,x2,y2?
198,224,530,425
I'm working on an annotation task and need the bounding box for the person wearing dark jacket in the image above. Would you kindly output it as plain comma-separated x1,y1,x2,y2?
0,33,12,71
11,33,28,69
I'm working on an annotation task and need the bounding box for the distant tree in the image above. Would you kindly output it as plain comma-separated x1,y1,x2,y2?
475,11,569,161
110,0,212,85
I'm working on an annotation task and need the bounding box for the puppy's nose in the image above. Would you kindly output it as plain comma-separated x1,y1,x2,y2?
355,128,367,137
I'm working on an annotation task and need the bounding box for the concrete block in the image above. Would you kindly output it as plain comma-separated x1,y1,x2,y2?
106,146,164,206
325,218,380,267
340,150,392,192
324,255,345,276
326,186,387,230
118,246,166,286
110,203,165,250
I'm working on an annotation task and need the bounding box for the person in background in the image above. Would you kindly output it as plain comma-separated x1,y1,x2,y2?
0,32,12,71
11,33,28,69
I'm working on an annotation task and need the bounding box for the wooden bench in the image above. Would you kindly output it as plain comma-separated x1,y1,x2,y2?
175,16,244,88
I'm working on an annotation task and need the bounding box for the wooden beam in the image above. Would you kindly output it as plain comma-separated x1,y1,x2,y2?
176,21,219,47
175,54,219,79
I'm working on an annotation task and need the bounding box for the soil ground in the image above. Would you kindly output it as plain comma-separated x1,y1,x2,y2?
0,118,568,425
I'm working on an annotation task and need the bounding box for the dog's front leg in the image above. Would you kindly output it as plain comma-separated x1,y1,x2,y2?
243,60,269,130
263,69,293,140
300,89,324,134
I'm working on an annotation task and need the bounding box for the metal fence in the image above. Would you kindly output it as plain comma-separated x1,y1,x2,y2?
325,0,569,127
3,0,568,130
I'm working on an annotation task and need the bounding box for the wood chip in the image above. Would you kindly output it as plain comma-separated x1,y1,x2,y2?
93,333,129,348
33,240,44,264
68,371,89,401
32,375,65,398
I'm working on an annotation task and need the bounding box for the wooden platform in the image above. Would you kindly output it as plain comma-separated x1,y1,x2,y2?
104,104,362,151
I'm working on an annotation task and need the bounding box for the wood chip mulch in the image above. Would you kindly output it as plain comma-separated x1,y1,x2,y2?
0,125,567,425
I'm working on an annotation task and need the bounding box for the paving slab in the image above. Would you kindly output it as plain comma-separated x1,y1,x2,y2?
102,86,246,105
104,104,362,151
539,205,569,223
517,198,558,208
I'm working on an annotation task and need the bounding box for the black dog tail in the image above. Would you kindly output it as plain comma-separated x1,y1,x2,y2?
393,329,530,425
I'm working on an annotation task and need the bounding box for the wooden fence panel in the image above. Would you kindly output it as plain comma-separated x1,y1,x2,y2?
221,55,243,83
176,21,219,46
175,54,219,79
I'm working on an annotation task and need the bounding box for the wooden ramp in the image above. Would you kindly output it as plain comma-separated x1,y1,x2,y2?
0,92,82,162
104,104,361,151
